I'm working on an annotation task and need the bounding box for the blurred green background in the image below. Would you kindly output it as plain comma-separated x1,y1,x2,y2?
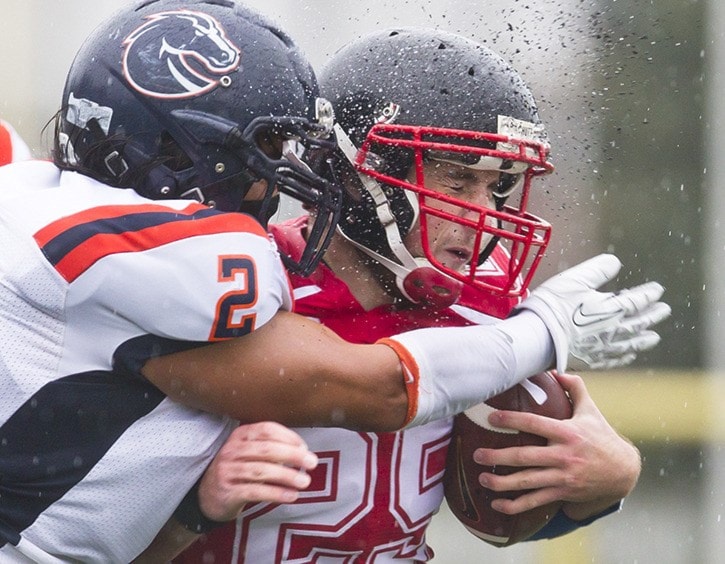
593,0,706,370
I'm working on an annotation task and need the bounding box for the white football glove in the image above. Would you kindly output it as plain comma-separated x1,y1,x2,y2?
515,254,671,372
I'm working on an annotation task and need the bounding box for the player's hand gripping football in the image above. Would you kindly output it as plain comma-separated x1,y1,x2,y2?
515,254,671,372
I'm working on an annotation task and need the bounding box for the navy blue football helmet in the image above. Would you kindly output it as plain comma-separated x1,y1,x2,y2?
54,0,340,275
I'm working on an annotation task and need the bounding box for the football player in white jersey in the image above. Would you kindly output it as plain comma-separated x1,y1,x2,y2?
0,2,341,560
0,1,669,561
173,29,661,563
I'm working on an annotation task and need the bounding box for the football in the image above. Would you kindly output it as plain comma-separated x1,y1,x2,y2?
443,371,573,547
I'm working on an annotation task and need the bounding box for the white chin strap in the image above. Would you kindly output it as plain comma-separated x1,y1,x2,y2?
333,124,462,307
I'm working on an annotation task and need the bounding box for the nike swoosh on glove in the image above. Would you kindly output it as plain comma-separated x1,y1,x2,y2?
514,254,671,372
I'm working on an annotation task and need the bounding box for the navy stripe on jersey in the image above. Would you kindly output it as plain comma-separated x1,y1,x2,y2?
0,371,165,546
112,333,210,378
39,207,221,268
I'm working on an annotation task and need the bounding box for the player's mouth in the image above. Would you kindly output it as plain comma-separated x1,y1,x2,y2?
441,246,473,270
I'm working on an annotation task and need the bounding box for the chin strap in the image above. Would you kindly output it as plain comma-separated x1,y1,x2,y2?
333,124,462,308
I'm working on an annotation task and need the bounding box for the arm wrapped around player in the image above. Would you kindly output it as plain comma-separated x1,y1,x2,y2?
379,254,670,428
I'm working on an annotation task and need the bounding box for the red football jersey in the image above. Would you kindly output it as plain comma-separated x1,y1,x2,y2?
174,216,521,563
0,120,31,165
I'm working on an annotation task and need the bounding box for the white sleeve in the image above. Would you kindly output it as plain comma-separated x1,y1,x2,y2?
380,310,554,428
69,229,292,344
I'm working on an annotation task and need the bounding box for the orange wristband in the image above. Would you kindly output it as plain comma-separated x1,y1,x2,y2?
377,337,420,427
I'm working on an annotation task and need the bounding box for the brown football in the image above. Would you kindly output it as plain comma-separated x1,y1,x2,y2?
443,371,573,547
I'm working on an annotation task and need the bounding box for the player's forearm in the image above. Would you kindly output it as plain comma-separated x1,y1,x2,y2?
381,310,555,427
143,310,409,431
143,309,557,432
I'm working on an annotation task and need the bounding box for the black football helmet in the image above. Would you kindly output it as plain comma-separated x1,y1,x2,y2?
319,28,553,302
54,0,340,275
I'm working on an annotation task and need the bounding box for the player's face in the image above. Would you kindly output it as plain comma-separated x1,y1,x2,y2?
242,130,286,202
244,180,271,200
403,160,500,272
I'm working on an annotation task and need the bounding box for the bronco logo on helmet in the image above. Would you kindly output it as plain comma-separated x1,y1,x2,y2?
122,9,241,100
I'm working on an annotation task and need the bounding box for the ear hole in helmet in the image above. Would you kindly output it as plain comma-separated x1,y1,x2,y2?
157,132,194,172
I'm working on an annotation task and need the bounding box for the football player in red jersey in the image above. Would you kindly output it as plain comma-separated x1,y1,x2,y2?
172,28,652,563
0,1,668,560
0,119,31,165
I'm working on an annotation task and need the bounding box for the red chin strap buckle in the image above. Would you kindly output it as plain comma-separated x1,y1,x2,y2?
401,266,464,309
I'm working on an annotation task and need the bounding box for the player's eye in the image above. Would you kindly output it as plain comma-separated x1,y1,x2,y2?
256,132,283,159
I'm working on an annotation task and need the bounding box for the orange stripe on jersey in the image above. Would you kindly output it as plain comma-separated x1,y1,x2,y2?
34,203,268,283
33,202,211,246
0,123,13,165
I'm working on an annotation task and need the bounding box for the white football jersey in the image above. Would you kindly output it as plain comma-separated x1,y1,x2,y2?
0,161,293,562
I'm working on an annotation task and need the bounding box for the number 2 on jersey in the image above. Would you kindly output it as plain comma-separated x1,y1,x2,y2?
209,255,258,340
